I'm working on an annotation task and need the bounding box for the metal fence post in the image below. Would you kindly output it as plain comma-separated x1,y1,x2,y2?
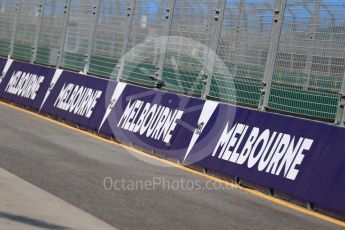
202,0,226,99
303,0,321,90
117,0,136,82
258,0,287,111
9,0,21,58
335,72,345,125
83,0,101,74
30,0,45,64
155,0,176,86
56,0,71,68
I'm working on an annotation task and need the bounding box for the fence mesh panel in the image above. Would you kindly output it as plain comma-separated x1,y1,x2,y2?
162,0,218,96
12,0,40,62
35,0,66,66
268,0,345,120
0,0,16,57
210,0,276,106
60,0,94,72
88,0,130,78
121,0,169,87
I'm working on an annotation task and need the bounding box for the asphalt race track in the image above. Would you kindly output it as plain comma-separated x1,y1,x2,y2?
0,102,343,230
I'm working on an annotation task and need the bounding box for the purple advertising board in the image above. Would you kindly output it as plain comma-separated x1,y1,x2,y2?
98,83,205,155
39,70,118,130
0,57,7,76
0,59,56,110
0,59,344,218
186,103,345,216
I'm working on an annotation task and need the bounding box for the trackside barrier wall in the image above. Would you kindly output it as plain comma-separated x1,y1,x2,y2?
0,57,344,219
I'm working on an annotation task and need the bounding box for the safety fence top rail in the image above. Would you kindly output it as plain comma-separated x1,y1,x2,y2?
0,0,345,125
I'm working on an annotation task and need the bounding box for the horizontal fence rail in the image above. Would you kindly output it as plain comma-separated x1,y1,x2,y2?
0,0,344,124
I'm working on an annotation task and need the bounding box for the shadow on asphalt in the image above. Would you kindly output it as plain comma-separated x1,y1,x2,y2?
0,211,70,230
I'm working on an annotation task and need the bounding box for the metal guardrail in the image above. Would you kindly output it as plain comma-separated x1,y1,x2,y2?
0,0,344,124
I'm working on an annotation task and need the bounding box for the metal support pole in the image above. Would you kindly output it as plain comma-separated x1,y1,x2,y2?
155,0,176,87
232,0,245,80
56,0,71,68
303,1,321,90
117,0,136,82
202,0,226,99
289,10,297,70
31,0,45,64
258,0,287,110
323,6,335,77
335,72,345,125
9,0,21,58
83,0,101,74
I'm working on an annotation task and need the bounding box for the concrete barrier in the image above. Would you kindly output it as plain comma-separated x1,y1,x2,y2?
0,58,344,219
